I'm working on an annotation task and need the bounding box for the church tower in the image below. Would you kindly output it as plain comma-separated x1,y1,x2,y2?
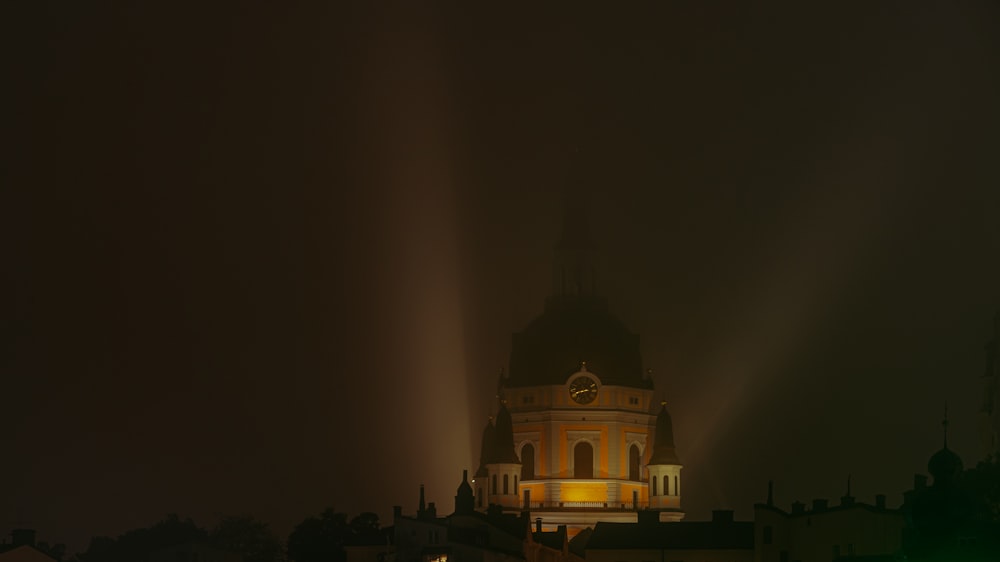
646,402,684,521
472,196,683,534
483,401,522,509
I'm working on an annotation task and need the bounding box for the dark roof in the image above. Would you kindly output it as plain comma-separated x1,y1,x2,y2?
754,501,901,518
475,420,494,476
587,520,754,551
507,296,650,389
531,527,565,551
491,404,520,463
481,404,520,465
648,404,680,465
568,528,592,558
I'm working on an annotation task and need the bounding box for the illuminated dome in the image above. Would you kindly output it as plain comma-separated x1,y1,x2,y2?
507,295,649,388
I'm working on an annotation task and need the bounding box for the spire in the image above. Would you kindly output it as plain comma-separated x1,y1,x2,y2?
475,418,495,477
840,475,856,506
943,402,950,449
418,484,426,514
928,407,964,485
496,367,507,403
487,401,521,465
985,311,999,380
551,185,598,298
648,402,681,465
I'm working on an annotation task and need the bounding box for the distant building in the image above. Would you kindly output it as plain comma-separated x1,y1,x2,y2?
0,531,58,562
0,546,56,562
900,420,1000,561
585,509,753,562
472,203,683,534
344,528,394,562
393,471,569,562
754,482,904,562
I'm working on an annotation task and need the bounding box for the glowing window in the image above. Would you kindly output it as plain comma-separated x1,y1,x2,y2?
503,474,509,495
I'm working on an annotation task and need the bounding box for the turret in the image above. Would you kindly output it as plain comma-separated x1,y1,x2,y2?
646,402,684,521
483,401,522,509
474,418,495,509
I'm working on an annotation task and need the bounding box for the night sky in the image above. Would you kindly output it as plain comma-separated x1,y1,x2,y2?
6,1,1000,553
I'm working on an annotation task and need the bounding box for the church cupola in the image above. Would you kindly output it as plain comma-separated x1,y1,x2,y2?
646,402,684,520
482,401,522,510
929,410,964,487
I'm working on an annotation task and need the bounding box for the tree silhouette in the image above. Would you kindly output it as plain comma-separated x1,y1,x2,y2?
78,515,207,562
286,509,352,562
210,516,283,562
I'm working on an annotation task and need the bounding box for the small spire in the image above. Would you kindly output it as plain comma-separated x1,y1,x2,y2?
580,360,588,372
496,367,506,402
419,484,426,512
942,402,950,449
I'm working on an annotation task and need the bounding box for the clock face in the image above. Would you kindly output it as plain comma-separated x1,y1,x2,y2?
569,376,598,404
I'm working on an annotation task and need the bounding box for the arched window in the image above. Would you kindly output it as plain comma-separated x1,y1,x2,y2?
521,443,535,480
574,441,594,479
514,475,518,495
503,474,509,495
628,444,641,481
674,475,679,496
492,474,497,494
652,475,657,496
663,475,669,495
